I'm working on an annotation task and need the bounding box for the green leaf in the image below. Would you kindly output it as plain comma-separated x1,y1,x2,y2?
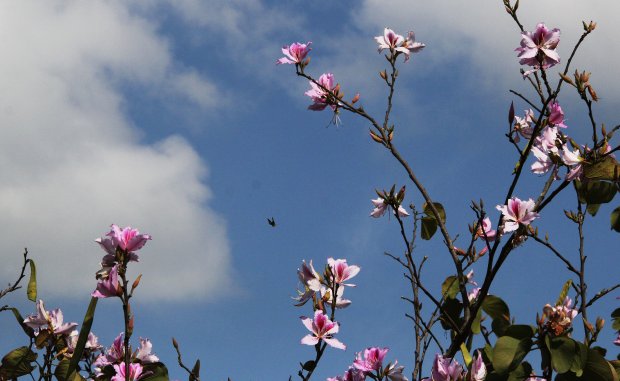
507,362,532,381
503,325,535,340
27,260,37,302
142,362,170,381
492,336,532,375
471,307,483,335
587,203,602,216
0,346,37,379
582,156,620,182
576,180,617,205
483,295,511,335
581,348,618,381
612,308,620,331
54,359,83,381
482,295,510,322
556,279,573,306
67,297,98,379
441,275,460,299
423,202,447,223
611,207,620,232
421,216,438,240
439,298,463,331
461,343,472,367
546,336,578,374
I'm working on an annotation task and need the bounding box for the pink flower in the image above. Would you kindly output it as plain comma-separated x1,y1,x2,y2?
542,297,578,336
300,310,345,350
614,332,620,346
305,73,339,111
96,224,150,263
298,260,321,292
277,42,311,65
375,28,424,62
327,258,360,286
530,146,554,175
430,354,463,381
548,102,567,128
468,287,481,303
92,264,121,298
66,331,101,355
328,367,365,381
516,23,560,77
136,338,159,363
468,351,486,381
475,217,496,241
353,347,389,372
385,361,409,381
496,197,539,233
23,300,77,336
112,362,143,381
320,286,352,309
561,145,584,181
370,198,409,218
513,109,535,142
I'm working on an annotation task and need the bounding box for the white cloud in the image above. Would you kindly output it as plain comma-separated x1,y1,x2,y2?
0,1,232,301
354,1,620,96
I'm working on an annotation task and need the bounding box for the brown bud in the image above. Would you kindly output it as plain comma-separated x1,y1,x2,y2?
596,317,605,331
587,85,598,101
131,274,142,293
369,130,383,143
559,72,575,86
379,70,387,80
352,93,360,104
388,131,394,141
505,5,512,14
172,337,179,349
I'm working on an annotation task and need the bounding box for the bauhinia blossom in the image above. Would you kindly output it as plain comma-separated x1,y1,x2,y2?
561,145,584,181
300,310,345,350
327,257,360,286
385,361,409,381
327,367,365,381
542,296,578,336
424,354,464,381
276,42,311,65
516,23,560,77
513,109,535,142
92,264,121,298
96,224,151,263
305,73,340,111
467,351,487,381
370,197,409,218
66,331,101,355
112,362,143,381
548,101,567,128
23,300,77,336
298,260,321,292
135,338,159,363
320,286,352,309
475,217,496,241
353,347,389,372
496,197,539,233
375,28,425,62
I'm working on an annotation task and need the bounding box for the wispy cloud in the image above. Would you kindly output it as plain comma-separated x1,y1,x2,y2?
0,1,233,301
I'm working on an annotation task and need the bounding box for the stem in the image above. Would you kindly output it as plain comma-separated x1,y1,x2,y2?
576,202,590,345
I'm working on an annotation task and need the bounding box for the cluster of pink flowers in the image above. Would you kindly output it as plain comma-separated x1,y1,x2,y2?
374,28,425,62
92,224,151,299
541,297,578,336
370,197,409,218
516,23,561,77
496,197,539,233
328,347,407,381
422,353,486,381
297,258,360,350
93,333,159,380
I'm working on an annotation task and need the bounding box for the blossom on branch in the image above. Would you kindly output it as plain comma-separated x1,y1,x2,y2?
327,257,360,286
92,264,121,298
375,28,425,62
516,23,560,77
305,73,341,111
353,347,389,372
496,197,539,233
276,42,311,65
542,296,578,336
112,362,143,381
370,197,409,218
96,224,151,263
468,351,487,381
422,354,463,381
548,101,567,128
300,310,345,350
23,300,77,336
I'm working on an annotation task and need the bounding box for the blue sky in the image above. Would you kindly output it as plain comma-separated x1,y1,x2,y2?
1,1,619,380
